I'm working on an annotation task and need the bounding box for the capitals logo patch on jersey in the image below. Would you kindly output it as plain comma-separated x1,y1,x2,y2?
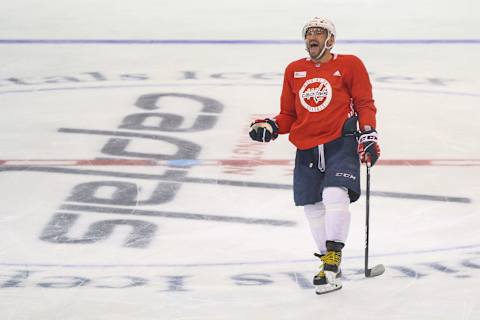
299,78,332,112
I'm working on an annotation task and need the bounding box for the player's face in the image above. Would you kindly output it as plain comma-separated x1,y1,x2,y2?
305,27,328,58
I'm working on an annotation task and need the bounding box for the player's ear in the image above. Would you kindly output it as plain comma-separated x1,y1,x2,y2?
327,35,335,47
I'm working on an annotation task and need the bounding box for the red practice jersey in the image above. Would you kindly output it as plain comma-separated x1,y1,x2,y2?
274,54,377,150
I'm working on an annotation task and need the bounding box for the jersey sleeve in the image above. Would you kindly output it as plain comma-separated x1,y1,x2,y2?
274,64,297,134
346,56,377,130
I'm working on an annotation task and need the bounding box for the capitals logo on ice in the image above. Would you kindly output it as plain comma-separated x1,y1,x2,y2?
299,78,332,112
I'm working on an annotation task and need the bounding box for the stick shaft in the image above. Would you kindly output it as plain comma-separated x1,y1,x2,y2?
365,165,371,276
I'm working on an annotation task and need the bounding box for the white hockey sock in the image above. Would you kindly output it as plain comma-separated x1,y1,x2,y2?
323,187,351,244
304,202,327,253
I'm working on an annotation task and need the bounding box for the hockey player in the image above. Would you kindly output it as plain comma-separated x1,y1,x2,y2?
249,17,380,294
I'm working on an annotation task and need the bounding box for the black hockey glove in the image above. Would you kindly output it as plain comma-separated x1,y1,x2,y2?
357,129,381,166
249,118,279,142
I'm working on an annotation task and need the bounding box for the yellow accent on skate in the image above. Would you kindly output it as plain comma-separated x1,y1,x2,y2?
315,269,325,278
321,251,341,266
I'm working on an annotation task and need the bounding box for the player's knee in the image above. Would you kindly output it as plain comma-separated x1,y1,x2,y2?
304,201,325,219
322,187,350,207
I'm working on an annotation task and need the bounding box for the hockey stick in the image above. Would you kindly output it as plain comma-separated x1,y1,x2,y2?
365,163,385,277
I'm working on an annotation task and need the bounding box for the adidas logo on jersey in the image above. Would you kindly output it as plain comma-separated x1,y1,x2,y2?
333,70,342,77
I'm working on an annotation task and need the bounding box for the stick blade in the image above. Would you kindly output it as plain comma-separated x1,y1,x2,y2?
366,264,385,277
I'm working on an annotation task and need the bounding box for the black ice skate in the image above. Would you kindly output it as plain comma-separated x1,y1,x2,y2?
313,241,344,295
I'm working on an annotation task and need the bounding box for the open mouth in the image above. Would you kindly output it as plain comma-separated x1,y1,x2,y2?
309,42,319,49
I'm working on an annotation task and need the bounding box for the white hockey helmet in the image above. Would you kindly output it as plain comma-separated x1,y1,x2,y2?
302,17,336,39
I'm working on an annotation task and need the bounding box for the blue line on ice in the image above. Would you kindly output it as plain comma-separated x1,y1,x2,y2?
1,243,478,268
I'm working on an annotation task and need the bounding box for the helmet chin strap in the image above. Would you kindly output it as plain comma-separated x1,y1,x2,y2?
307,33,333,61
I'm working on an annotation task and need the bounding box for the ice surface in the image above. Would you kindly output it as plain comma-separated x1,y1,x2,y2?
0,1,479,319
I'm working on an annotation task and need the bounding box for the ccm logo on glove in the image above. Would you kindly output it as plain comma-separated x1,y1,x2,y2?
357,129,381,166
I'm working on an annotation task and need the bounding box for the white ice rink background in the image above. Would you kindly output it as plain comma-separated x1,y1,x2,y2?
0,0,479,319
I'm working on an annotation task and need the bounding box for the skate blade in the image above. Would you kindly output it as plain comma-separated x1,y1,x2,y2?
315,283,342,295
